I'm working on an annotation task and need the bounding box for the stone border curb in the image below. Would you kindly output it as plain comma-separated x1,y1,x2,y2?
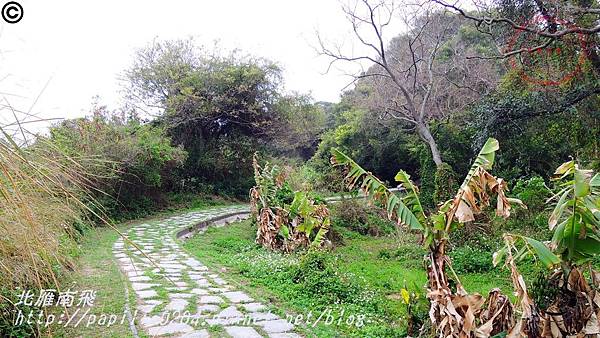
176,210,251,240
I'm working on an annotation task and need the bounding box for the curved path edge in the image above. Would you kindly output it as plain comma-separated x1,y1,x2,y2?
176,211,251,240
112,205,301,338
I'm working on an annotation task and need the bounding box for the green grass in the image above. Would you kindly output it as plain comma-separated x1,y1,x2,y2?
333,227,514,295
183,220,519,337
52,225,138,338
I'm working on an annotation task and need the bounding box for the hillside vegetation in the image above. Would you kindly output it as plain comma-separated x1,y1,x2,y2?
1,0,599,336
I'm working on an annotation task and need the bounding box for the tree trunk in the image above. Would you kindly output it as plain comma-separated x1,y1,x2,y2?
416,121,443,167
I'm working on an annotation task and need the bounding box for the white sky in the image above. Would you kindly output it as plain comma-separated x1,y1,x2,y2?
0,0,405,132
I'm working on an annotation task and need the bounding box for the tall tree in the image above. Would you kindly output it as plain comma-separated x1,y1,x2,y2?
123,39,325,196
318,0,497,167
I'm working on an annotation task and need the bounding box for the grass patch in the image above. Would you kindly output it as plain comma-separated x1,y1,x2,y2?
183,219,519,337
51,225,137,338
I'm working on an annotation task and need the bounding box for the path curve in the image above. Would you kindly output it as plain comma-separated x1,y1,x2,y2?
112,205,301,338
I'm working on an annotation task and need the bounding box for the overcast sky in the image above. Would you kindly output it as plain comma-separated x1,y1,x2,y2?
0,0,401,131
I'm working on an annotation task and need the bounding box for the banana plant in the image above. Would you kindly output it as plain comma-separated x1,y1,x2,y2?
331,138,525,337
249,154,285,249
496,161,600,268
250,154,285,213
493,161,600,337
287,191,330,248
493,160,600,274
548,160,600,265
250,154,330,252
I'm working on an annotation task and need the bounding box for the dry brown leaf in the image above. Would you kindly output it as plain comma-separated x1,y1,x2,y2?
506,320,523,338
455,200,475,223
583,312,600,334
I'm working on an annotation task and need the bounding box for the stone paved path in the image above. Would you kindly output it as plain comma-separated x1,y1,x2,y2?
112,205,301,338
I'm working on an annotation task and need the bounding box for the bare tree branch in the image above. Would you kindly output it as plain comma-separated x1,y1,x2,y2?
432,0,600,38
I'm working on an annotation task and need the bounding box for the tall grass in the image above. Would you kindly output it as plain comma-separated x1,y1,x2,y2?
0,119,176,336
0,126,109,336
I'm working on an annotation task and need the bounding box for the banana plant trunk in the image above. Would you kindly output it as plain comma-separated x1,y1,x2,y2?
427,239,450,291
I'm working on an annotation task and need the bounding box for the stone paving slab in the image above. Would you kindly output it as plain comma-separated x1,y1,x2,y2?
225,326,263,338
112,205,302,337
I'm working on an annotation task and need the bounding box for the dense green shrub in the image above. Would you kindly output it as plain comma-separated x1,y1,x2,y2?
512,176,550,214
495,176,552,237
417,147,436,208
331,200,370,232
416,121,473,208
292,251,364,305
285,163,327,193
331,200,396,236
273,182,295,206
310,105,421,194
434,162,458,204
49,106,186,220
471,87,600,183
449,246,494,274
